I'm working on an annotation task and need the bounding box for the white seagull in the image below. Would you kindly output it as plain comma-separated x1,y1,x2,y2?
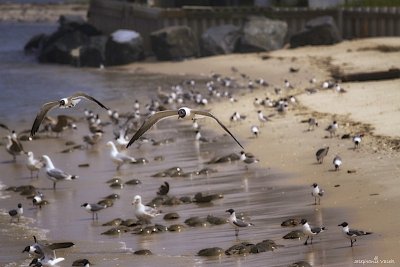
316,146,329,164
9,203,23,223
325,121,338,137
353,134,363,149
30,92,109,136
126,107,243,149
257,110,271,127
41,155,78,189
226,208,254,237
301,219,326,245
81,203,106,220
338,222,372,247
132,195,160,224
106,141,136,170
29,256,65,267
333,155,342,171
26,151,44,178
311,183,324,205
33,191,46,209
251,125,259,138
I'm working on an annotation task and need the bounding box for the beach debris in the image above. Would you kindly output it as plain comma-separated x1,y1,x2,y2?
197,247,224,257
134,249,152,255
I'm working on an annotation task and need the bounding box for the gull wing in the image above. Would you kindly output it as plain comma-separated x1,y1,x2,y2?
10,137,24,152
0,123,10,132
72,92,109,110
47,168,70,180
311,226,324,234
348,229,371,237
144,205,159,217
192,110,243,149
116,153,136,162
31,101,59,136
126,110,178,148
233,219,250,228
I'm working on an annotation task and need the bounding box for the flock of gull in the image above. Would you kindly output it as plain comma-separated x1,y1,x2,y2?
2,69,372,266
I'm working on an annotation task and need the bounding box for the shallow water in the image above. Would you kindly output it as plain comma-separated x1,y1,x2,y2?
0,22,379,267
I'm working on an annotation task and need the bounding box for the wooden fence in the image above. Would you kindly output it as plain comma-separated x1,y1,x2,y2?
87,0,400,51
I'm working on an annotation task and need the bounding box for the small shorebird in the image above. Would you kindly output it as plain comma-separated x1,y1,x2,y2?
325,121,338,137
5,132,25,162
251,125,259,138
315,147,329,164
226,209,254,237
126,107,243,149
33,191,46,209
30,92,109,136
311,183,324,205
353,134,363,149
307,118,318,131
132,195,160,224
26,151,44,178
81,203,106,221
106,141,136,170
338,222,372,247
301,219,326,245
9,203,23,223
333,155,342,171
41,155,78,189
257,110,271,127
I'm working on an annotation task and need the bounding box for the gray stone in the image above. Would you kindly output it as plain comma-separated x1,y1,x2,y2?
79,35,107,67
200,24,241,56
150,26,199,61
237,16,287,53
290,16,342,48
105,30,145,66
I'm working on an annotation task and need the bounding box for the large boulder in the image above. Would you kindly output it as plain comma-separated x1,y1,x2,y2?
237,16,287,53
200,24,241,56
105,29,145,66
290,16,342,48
150,26,199,61
79,35,108,67
38,16,102,64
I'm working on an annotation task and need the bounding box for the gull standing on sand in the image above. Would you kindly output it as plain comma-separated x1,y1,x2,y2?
81,203,106,221
9,203,23,223
338,222,372,247
251,125,259,138
307,118,318,131
41,155,78,189
5,132,25,162
106,141,136,170
26,151,44,178
30,92,109,136
226,209,254,237
257,110,270,127
353,134,363,149
316,147,329,164
301,219,326,245
325,121,338,137
132,195,160,224
311,183,324,205
333,155,342,171
126,107,243,149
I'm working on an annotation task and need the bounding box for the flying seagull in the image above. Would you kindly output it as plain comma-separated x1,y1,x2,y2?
31,92,109,136
126,107,243,149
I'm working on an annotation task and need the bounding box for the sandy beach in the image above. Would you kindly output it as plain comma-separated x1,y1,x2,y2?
117,37,400,264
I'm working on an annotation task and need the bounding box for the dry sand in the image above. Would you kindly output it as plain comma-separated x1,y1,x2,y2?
118,37,400,264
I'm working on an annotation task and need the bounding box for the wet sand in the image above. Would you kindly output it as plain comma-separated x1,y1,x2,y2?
1,37,400,267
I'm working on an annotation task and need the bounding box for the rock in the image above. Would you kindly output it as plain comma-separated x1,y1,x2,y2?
134,249,152,255
121,219,137,227
206,215,227,225
281,218,301,227
105,29,145,66
184,216,208,227
103,193,120,200
200,24,241,56
38,20,101,65
237,16,287,53
168,224,185,232
225,242,253,255
288,261,312,267
250,240,280,253
79,35,107,67
150,26,199,61
125,178,142,185
206,153,240,164
102,218,123,226
163,196,182,206
97,199,114,207
290,16,342,48
101,227,124,235
179,196,192,203
283,230,305,239
24,33,47,54
197,247,224,257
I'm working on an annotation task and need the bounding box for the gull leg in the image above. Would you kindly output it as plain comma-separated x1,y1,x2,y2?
53,182,56,190
235,228,239,237
304,236,309,245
